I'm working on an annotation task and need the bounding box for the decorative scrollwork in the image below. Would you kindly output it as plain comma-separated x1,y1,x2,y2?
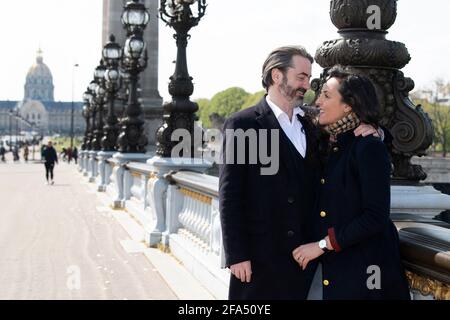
330,0,397,30
406,271,450,300
315,38,410,69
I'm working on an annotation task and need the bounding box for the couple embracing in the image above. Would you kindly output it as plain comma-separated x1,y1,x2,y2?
219,46,410,300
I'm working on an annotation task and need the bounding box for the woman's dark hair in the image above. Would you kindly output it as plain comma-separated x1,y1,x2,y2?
326,65,381,127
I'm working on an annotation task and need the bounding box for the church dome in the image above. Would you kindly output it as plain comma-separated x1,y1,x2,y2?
24,49,54,102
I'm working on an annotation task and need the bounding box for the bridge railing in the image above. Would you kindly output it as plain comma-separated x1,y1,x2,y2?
77,151,450,300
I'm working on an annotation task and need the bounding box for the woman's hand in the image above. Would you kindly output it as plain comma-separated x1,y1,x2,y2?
292,242,324,270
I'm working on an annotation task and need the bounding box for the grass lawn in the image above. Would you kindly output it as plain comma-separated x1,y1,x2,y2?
49,136,83,153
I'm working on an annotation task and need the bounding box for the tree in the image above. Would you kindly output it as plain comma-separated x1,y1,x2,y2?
196,98,211,127
240,90,266,110
303,90,316,105
417,79,450,157
431,79,450,157
197,87,250,128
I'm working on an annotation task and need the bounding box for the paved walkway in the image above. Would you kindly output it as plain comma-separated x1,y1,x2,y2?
0,154,178,300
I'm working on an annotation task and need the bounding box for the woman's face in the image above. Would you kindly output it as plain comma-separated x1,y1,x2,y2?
316,77,352,126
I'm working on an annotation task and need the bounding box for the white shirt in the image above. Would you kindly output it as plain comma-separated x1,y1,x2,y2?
266,95,307,158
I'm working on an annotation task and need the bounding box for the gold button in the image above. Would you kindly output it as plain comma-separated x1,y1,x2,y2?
320,178,325,185
320,211,327,218
323,280,330,286
333,147,339,153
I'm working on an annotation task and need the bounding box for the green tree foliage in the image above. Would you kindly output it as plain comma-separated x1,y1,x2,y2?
196,98,211,127
196,87,249,128
240,90,266,110
196,87,323,128
414,79,450,157
420,100,450,157
303,89,317,105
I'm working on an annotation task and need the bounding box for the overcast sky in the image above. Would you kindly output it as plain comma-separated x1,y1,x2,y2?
0,0,448,103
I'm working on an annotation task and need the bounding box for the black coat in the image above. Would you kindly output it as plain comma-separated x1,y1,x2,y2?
219,97,320,300
314,131,410,300
42,146,58,164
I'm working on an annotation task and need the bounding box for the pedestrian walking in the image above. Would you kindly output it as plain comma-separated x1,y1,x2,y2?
72,146,78,165
42,141,58,185
23,144,29,163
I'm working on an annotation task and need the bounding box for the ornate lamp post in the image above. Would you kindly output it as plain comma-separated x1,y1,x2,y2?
143,0,209,248
157,0,207,158
117,0,150,153
118,70,131,120
102,35,123,152
87,81,98,150
313,0,450,221
81,92,91,151
314,0,433,182
91,61,107,151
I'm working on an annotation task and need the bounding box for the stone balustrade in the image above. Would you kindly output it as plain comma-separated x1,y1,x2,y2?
77,152,450,300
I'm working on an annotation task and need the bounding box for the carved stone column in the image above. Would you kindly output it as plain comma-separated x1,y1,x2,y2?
314,0,433,182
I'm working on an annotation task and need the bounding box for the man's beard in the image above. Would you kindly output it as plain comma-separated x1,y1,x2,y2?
280,76,307,108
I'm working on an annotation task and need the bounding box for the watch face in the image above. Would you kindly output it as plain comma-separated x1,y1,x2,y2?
319,240,327,249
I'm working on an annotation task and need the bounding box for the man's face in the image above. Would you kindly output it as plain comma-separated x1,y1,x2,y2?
276,55,312,108
47,142,52,148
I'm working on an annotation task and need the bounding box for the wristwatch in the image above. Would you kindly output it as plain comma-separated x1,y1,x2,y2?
319,239,329,253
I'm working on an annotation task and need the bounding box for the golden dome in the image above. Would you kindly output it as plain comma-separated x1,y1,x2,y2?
26,49,53,80
24,49,54,101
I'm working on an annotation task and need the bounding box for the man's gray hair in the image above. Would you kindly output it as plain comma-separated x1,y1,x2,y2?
261,46,314,90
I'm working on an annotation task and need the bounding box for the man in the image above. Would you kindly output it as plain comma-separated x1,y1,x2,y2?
13,145,20,162
67,147,73,164
219,46,378,300
0,143,6,162
72,147,78,165
42,141,58,185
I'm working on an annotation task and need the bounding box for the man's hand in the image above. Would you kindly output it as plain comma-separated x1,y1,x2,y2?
230,260,252,283
292,242,324,270
354,123,379,137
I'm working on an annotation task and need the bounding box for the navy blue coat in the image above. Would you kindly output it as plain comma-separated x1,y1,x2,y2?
42,146,58,164
314,131,410,300
219,97,319,300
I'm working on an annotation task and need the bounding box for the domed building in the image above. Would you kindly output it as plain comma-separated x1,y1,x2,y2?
24,49,55,102
0,49,84,136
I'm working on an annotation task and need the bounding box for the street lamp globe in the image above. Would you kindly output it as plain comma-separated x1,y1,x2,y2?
124,35,146,59
82,105,88,117
95,85,106,98
84,90,93,103
103,35,122,65
121,0,150,33
94,62,107,83
105,69,120,83
88,81,98,94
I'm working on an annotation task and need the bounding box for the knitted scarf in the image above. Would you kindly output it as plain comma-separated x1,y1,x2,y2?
325,111,361,138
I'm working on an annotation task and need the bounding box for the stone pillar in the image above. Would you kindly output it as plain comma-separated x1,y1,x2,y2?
102,0,163,151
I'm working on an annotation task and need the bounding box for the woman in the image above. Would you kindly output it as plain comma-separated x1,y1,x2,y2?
292,66,411,300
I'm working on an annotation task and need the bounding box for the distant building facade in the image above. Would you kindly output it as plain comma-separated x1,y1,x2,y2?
411,89,450,107
0,49,84,135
